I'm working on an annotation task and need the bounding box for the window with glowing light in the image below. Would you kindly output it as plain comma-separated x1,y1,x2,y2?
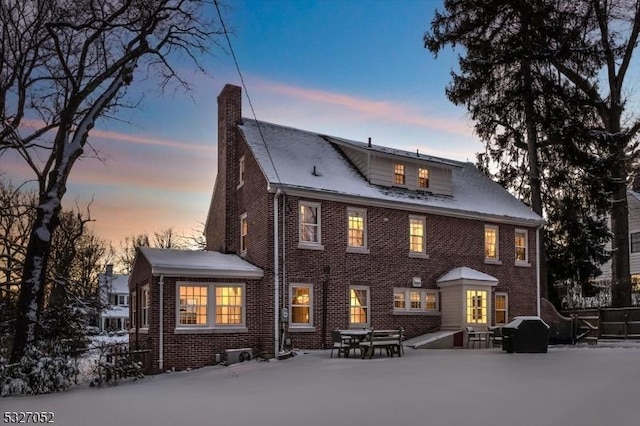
409,216,426,254
515,229,528,263
290,284,313,326
240,213,248,255
349,286,370,327
418,167,429,188
215,286,243,325
347,207,367,248
466,290,487,324
495,293,508,325
179,285,208,325
394,163,406,185
393,288,438,312
485,225,499,260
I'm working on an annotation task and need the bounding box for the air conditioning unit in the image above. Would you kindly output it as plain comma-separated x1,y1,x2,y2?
225,348,252,365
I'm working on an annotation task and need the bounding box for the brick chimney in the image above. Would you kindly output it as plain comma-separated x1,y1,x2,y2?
205,84,242,252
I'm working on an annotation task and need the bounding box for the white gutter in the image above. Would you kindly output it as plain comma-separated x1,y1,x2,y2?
159,274,164,371
536,225,541,316
274,188,282,356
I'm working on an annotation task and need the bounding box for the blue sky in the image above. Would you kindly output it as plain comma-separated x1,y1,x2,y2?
7,0,481,246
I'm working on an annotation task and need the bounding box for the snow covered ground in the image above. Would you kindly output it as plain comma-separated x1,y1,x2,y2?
3,342,640,426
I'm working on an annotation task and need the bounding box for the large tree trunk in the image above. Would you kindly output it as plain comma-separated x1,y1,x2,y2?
10,194,62,362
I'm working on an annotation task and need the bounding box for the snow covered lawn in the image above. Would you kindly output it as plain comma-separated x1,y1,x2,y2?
3,343,640,426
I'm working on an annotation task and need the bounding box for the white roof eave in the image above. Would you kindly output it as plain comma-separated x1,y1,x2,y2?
150,266,264,280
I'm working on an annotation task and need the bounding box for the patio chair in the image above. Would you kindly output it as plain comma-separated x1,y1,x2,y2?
331,330,350,358
466,326,485,349
489,326,503,348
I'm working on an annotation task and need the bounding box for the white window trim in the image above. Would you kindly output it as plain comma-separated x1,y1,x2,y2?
130,292,137,329
289,283,314,329
393,163,407,186
141,285,149,329
298,201,324,250
349,285,370,328
240,212,248,256
346,207,369,253
495,292,508,325
409,215,427,257
418,167,429,189
237,155,245,188
631,231,640,253
515,228,530,266
177,283,210,327
175,282,247,332
393,288,439,313
484,224,501,264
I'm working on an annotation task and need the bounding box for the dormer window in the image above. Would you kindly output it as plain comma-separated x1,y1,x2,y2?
418,168,429,189
394,164,405,185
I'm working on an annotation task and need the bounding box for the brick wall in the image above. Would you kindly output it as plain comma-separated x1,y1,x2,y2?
202,84,539,359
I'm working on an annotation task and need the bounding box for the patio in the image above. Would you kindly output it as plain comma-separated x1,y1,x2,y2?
3,343,640,426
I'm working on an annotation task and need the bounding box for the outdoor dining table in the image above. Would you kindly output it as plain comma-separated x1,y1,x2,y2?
338,329,371,357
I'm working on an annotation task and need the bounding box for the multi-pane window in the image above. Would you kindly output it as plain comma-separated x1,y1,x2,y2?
394,164,405,185
118,295,128,306
347,208,366,248
466,290,487,324
290,284,312,326
179,285,208,325
215,286,243,325
425,292,437,310
410,291,422,309
631,232,640,253
495,293,508,325
418,167,429,189
409,216,426,254
393,288,438,312
485,225,499,260
240,213,248,255
299,202,321,245
131,293,137,328
515,229,528,263
141,286,149,328
349,286,370,327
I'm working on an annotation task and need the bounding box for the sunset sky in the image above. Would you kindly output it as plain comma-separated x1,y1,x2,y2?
5,0,480,248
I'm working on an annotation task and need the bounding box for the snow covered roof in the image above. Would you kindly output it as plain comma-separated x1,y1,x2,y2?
101,306,129,319
138,247,263,279
239,119,543,226
101,274,129,294
437,267,499,284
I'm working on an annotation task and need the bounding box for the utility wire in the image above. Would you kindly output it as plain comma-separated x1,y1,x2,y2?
213,0,286,193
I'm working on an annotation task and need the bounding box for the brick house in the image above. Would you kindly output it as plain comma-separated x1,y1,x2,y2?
129,84,543,372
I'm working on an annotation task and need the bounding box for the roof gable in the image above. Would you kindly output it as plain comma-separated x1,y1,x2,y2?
239,119,542,226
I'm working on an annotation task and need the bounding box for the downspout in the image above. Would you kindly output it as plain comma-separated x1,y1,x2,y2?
159,274,164,371
281,192,287,352
274,188,282,356
536,225,542,316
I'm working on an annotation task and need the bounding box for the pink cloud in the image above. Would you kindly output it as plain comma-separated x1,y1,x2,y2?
255,80,473,138
19,118,215,154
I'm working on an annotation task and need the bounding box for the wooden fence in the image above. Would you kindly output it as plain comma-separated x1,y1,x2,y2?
599,307,640,339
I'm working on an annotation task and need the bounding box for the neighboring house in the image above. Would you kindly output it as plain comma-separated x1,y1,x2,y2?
577,189,640,307
129,84,543,373
99,264,130,332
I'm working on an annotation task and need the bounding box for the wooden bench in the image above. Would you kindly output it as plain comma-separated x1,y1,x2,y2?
359,329,403,359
